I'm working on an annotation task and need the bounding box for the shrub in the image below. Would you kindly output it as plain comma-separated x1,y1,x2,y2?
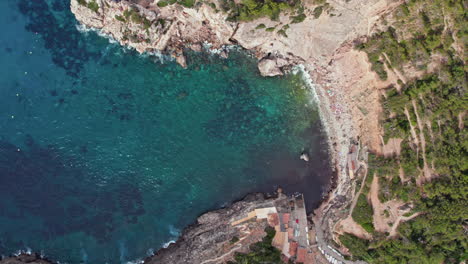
255,23,266,29
352,193,375,233
290,13,306,23
229,227,283,264
313,5,323,18
115,15,126,22
230,236,239,244
277,29,288,38
157,0,169,7
77,0,87,6
179,0,195,8
226,0,299,22
87,0,99,13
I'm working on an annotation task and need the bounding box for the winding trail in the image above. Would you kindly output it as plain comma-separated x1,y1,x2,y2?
412,99,432,184
200,244,243,264
349,161,368,216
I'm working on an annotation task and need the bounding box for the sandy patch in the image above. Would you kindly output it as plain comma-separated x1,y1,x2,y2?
369,175,414,235
335,216,372,240
380,137,403,157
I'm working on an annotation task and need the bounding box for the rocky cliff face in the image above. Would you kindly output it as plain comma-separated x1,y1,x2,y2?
71,0,237,68
144,193,285,264
68,0,405,261
0,194,286,264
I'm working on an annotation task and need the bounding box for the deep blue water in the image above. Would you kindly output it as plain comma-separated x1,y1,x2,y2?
0,0,331,263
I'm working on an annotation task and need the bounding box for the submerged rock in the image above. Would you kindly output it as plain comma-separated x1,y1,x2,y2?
0,253,54,264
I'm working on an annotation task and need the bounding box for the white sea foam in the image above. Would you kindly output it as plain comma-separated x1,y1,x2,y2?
76,23,174,65
124,259,144,264
162,240,176,248
75,24,117,44
292,64,319,104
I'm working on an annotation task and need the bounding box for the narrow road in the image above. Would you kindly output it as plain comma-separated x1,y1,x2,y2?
313,219,366,264
312,161,368,264
348,161,368,216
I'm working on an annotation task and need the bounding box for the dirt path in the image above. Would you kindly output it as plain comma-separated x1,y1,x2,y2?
336,216,372,240
380,136,403,157
334,162,372,240
412,100,432,184
426,120,435,143
369,175,387,233
369,174,415,235
389,212,422,237
382,52,407,85
404,106,419,147
200,244,243,264
200,223,252,264
349,161,368,216
399,165,406,183
458,111,465,130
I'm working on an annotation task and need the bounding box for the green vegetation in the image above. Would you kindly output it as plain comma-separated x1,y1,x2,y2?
208,2,217,10
227,227,284,264
356,0,466,80
122,8,154,29
157,0,193,8
179,0,196,8
312,5,323,18
352,194,375,233
157,0,170,7
220,0,303,22
79,0,99,13
265,27,276,32
230,236,240,244
277,29,288,38
255,23,266,29
115,15,126,22
343,1,467,263
290,13,306,23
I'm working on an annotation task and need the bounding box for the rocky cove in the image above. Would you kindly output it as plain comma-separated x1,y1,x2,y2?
0,0,407,263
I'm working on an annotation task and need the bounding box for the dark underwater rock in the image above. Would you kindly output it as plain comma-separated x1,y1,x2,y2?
0,253,54,264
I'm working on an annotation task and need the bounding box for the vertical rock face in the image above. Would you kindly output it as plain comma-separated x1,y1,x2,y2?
71,0,238,68
70,0,306,74
70,0,396,78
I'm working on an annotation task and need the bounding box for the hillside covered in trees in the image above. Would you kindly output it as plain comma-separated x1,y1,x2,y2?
340,0,467,263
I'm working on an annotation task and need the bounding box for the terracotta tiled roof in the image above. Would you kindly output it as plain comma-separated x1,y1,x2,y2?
267,213,279,227
288,228,294,239
283,213,290,224
296,247,307,263
289,241,298,257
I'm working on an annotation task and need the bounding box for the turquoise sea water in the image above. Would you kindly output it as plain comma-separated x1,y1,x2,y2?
0,0,331,263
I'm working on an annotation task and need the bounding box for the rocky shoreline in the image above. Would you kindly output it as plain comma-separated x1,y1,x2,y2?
0,0,404,262
143,192,281,263
0,192,294,264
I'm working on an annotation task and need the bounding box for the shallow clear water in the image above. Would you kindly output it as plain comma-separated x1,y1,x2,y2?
0,0,331,263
